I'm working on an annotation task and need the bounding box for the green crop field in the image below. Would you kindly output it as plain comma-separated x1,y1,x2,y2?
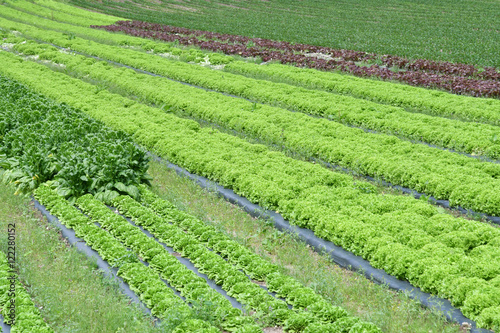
71,0,500,67
0,0,499,332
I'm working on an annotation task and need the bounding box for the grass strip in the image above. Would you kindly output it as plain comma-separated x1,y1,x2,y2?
0,250,53,332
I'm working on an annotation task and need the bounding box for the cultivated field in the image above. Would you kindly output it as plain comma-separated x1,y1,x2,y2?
71,0,500,67
0,0,499,332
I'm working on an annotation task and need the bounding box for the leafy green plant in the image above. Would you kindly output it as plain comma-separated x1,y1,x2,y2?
172,319,220,333
0,75,151,200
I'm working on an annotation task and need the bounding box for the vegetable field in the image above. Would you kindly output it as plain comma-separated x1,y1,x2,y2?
71,0,500,67
0,0,499,332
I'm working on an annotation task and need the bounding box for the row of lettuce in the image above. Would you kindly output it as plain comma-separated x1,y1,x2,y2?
3,14,500,162
114,189,381,332
33,185,223,333
0,44,499,328
0,3,231,66
75,191,246,331
91,19,500,99
4,32,500,219
91,19,500,80
223,61,500,126
3,0,121,28
35,184,382,332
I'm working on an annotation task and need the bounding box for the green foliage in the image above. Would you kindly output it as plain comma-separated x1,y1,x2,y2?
283,312,316,332
303,323,336,333
330,317,361,332
224,61,500,127
172,319,220,333
303,319,382,333
233,324,261,333
139,188,379,330
34,186,221,331
476,306,500,331
70,0,500,67
0,75,150,200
